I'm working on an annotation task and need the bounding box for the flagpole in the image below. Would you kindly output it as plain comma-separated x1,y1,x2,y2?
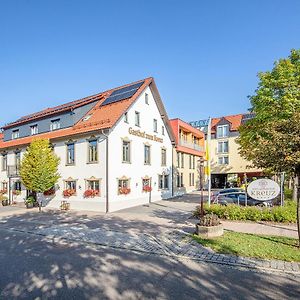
207,117,212,207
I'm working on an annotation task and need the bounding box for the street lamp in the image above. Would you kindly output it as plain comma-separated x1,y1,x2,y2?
198,157,205,217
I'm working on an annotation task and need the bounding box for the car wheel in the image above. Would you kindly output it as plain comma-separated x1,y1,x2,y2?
256,202,267,208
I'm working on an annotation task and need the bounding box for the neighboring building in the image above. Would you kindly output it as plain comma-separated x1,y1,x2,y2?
170,119,205,195
209,113,262,188
0,77,176,212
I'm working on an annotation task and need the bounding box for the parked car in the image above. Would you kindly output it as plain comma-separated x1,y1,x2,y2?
213,189,273,207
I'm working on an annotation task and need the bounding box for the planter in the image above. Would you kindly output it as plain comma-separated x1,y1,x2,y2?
1,199,9,206
196,223,224,239
26,202,34,209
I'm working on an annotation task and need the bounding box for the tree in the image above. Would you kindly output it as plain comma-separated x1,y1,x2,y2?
238,49,300,246
20,139,60,211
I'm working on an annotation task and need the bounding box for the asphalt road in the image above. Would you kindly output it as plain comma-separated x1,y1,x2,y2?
0,226,299,300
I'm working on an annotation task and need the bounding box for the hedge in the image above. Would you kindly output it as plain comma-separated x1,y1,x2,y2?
193,201,296,223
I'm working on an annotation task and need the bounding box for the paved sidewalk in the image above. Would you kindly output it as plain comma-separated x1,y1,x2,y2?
2,220,299,275
222,220,298,238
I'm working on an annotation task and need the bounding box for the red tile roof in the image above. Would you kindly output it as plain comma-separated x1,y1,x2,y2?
211,114,243,133
169,118,205,156
0,77,159,149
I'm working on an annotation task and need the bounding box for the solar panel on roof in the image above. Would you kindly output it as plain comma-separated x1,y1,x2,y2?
101,81,144,106
241,113,255,124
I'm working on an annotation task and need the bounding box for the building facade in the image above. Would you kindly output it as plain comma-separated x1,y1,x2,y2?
209,114,262,188
170,119,205,195
0,78,176,212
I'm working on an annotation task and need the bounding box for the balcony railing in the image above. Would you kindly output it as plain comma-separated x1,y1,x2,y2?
7,165,20,177
179,139,205,152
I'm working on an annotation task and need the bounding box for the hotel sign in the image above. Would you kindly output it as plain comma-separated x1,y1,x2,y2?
247,179,280,201
128,127,163,143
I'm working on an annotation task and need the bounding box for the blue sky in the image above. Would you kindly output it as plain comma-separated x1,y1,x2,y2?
0,0,299,126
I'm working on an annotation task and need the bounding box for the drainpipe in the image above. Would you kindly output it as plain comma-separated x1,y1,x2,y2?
101,129,109,213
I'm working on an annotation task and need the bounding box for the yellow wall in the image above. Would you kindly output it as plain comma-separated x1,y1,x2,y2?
210,135,261,174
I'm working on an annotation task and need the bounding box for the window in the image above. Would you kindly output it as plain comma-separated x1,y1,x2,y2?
218,141,229,153
2,154,7,171
65,180,76,191
124,112,128,123
144,145,151,165
189,155,192,169
118,179,129,188
135,111,140,127
217,125,229,138
162,126,165,136
177,152,180,168
30,125,38,135
177,173,184,187
192,155,195,169
189,173,195,186
181,153,184,168
87,180,100,191
66,143,75,165
161,148,167,166
14,181,21,191
122,140,131,163
88,139,98,163
12,130,19,139
153,119,158,132
142,178,150,190
218,156,229,165
145,93,149,104
1,182,7,191
50,119,61,131
15,151,21,167
158,174,169,189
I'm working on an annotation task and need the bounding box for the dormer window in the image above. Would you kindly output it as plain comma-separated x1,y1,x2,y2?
217,125,229,138
50,119,61,131
12,129,19,140
30,125,38,135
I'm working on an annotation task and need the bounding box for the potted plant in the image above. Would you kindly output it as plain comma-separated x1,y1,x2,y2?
119,187,131,195
84,189,100,198
25,196,36,209
142,185,152,192
0,195,9,206
0,189,7,195
63,189,76,198
196,213,224,238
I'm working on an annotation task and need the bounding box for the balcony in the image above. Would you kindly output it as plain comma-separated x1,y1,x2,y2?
7,165,20,177
179,139,205,152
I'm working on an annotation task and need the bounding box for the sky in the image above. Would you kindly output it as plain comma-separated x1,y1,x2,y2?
0,0,299,126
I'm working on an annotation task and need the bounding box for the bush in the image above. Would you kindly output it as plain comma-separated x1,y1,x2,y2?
193,201,296,223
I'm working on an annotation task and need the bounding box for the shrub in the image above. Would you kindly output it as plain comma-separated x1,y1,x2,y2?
194,202,296,223
198,213,220,226
25,196,36,204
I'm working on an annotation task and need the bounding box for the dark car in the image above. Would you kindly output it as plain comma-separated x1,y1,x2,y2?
213,190,273,207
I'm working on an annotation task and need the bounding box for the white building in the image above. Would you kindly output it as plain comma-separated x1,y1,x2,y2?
0,78,175,212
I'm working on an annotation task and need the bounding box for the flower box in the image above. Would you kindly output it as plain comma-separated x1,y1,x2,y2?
63,189,76,198
195,223,224,238
142,185,152,192
44,188,56,196
119,187,131,195
84,189,100,198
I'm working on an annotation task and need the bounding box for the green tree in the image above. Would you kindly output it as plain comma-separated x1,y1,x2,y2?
238,49,300,245
20,139,60,211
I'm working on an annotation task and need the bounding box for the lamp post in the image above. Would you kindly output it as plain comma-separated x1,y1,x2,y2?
199,157,205,217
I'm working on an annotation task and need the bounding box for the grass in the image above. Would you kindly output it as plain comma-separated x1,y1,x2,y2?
192,231,300,262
